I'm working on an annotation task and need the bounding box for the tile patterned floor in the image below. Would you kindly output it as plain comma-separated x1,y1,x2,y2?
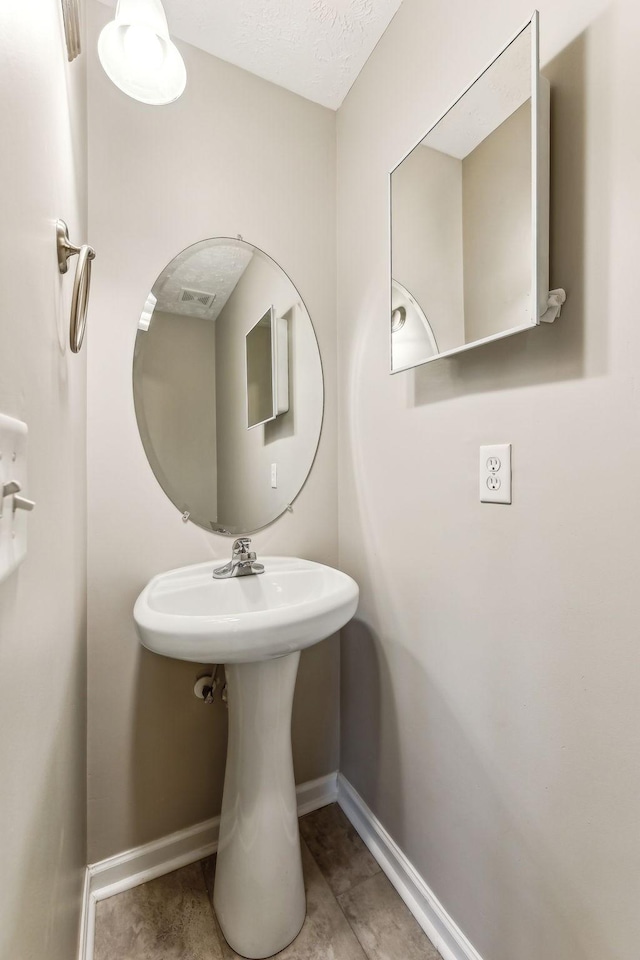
94,804,439,960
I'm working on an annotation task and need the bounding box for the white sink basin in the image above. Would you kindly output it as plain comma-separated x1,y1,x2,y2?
133,556,358,663
133,555,359,959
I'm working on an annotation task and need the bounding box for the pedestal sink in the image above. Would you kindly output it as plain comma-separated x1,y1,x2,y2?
133,556,359,959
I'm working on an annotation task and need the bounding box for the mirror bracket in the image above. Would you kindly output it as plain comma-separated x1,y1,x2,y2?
539,288,567,324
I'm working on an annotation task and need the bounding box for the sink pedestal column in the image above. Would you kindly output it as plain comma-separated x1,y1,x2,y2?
214,650,305,959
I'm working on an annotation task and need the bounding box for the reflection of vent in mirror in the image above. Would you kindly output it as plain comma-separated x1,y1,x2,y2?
179,287,216,309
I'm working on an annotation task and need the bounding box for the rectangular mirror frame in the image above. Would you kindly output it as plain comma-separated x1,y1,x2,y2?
389,11,550,372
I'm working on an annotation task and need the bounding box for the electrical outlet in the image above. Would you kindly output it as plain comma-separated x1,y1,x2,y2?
480,444,511,504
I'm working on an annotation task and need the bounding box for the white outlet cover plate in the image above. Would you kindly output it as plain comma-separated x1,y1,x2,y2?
480,443,512,504
0,414,29,584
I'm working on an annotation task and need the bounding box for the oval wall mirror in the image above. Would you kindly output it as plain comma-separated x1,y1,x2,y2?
133,237,324,535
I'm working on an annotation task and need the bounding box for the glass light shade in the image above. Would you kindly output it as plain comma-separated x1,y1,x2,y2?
98,0,186,105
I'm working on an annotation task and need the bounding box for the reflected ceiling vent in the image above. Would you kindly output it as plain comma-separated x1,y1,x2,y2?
179,287,216,309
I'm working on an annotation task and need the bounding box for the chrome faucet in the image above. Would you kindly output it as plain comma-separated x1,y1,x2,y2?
213,537,265,579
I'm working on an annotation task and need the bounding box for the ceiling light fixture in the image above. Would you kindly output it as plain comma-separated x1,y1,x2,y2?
98,0,186,105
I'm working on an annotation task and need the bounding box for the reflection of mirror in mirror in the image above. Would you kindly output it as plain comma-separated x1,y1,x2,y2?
246,308,274,429
246,306,289,429
133,238,323,535
391,19,544,371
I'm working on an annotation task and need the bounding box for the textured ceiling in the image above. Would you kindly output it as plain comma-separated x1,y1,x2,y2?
153,243,253,321
419,25,531,160
97,0,403,109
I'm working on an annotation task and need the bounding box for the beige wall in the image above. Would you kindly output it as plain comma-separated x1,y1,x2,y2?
87,1,338,863
0,1,87,958
337,1,639,959
215,256,323,532
463,101,532,341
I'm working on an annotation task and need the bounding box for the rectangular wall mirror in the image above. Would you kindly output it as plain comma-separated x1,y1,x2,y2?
390,11,557,372
246,306,289,428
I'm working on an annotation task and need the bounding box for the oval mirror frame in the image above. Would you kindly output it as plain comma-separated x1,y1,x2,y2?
132,237,324,536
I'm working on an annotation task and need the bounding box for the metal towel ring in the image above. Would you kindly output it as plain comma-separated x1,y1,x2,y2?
56,219,96,354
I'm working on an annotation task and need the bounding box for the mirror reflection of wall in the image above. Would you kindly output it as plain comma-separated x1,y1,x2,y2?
134,308,219,522
390,20,542,372
462,101,531,342
133,238,323,535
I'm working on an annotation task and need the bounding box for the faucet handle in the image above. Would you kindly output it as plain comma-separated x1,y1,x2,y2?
212,536,263,579
232,537,252,557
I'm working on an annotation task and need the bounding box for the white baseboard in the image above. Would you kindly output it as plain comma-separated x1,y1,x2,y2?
79,771,338,960
76,865,91,960
79,770,483,960
89,816,219,902
296,771,339,816
337,774,484,960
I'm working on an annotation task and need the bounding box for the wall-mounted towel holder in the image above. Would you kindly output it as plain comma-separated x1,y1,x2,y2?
60,0,81,62
56,219,96,354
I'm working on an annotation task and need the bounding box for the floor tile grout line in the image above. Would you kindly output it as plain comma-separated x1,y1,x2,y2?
299,832,373,960
299,805,383,901
333,889,375,960
335,875,442,960
297,836,372,960
334,863,382,898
